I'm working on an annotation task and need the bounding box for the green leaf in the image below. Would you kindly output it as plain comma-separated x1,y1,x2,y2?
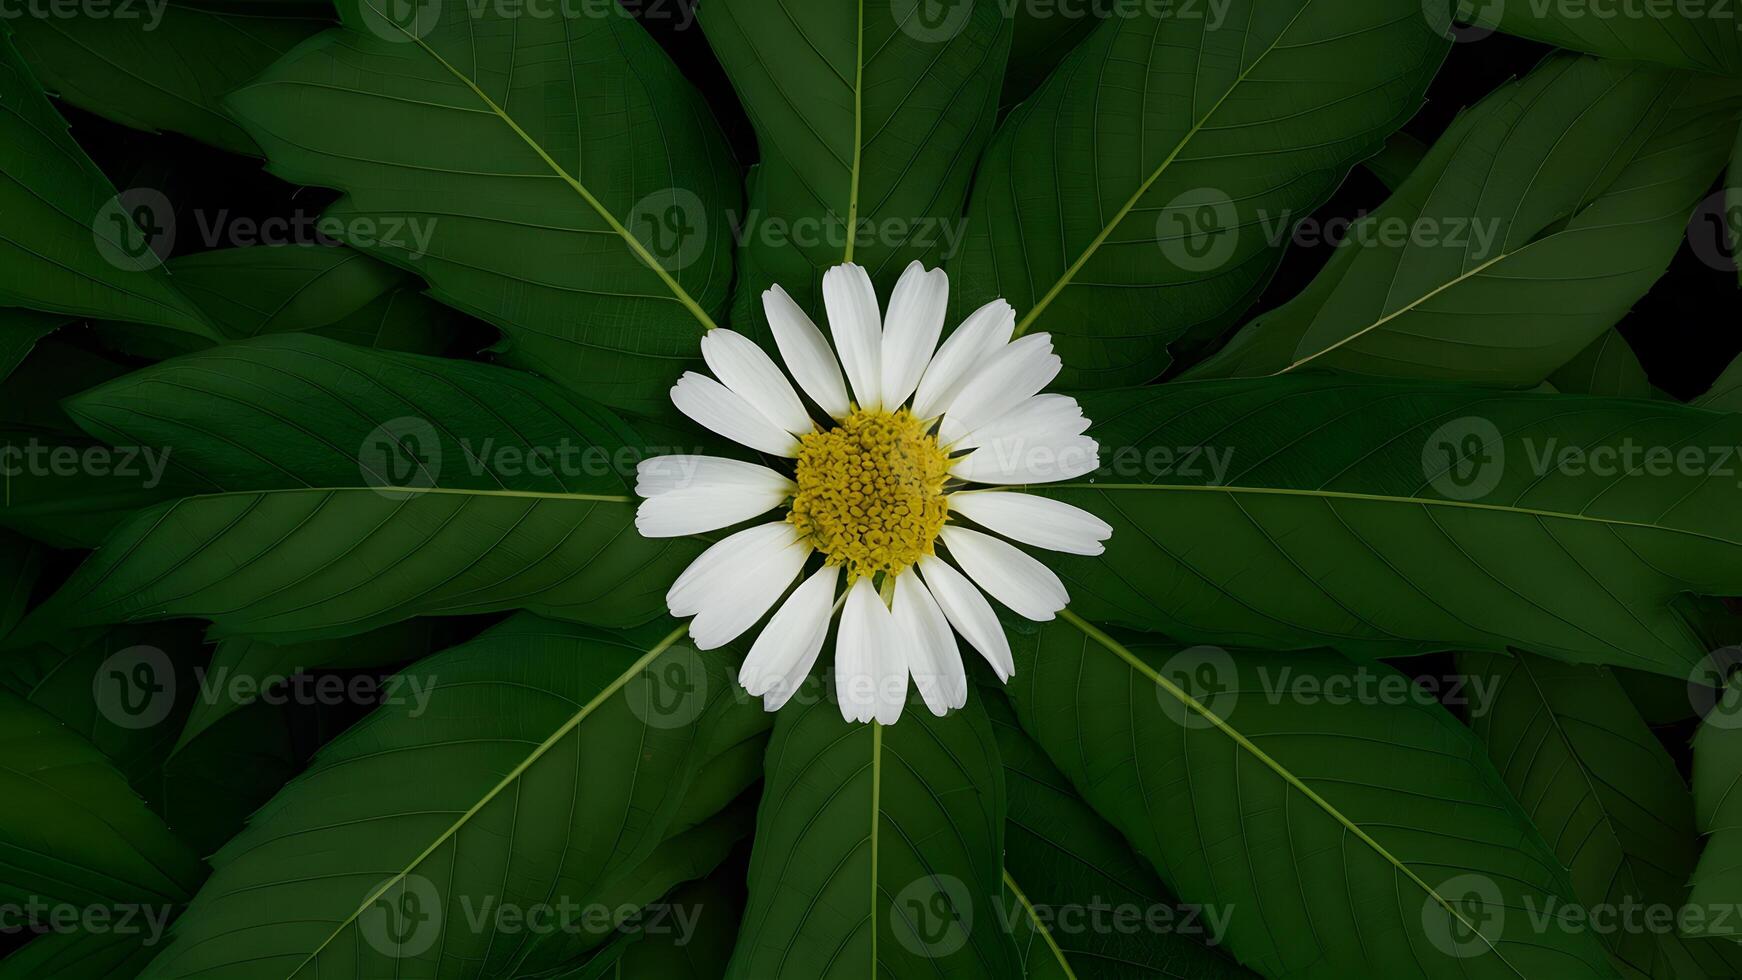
1045,377,1742,673
138,615,757,979
701,0,1008,327
0,690,203,915
153,700,300,858
7,0,328,155
1550,332,1654,399
726,685,1018,979
1460,650,1742,979
160,244,470,354
1000,2,1098,110
27,333,698,640
0,32,212,337
0,308,60,381
0,929,163,980
985,689,1257,980
1689,686,1742,939
1191,55,1737,384
0,529,40,641
555,869,747,980
1009,613,1616,979
224,0,740,412
1455,0,1742,74
947,0,1445,387
1696,353,1742,412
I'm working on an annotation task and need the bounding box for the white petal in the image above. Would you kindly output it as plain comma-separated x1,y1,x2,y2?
635,455,793,498
939,526,1068,622
671,372,800,458
948,491,1111,556
822,263,883,411
916,555,1013,682
740,564,839,709
954,394,1087,452
893,572,965,715
635,484,789,537
701,329,814,435
835,576,906,724
911,299,1014,420
952,435,1100,485
667,522,798,617
938,333,1060,444
688,538,811,650
764,285,851,419
879,262,949,410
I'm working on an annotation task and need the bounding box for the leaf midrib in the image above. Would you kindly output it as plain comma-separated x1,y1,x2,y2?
1057,608,1526,977
361,0,719,332
286,621,689,977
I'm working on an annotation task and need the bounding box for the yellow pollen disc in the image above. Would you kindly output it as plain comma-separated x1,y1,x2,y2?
787,408,951,581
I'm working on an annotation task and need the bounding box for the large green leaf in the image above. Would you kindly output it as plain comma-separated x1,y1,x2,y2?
7,0,328,155
159,244,470,354
947,0,1445,387
1009,614,1616,979
1461,650,1742,979
0,690,203,916
224,0,739,412
701,0,1008,328
726,684,1018,979
1689,685,1742,938
1190,55,1737,384
139,615,757,979
1551,332,1654,399
986,689,1257,980
1457,0,1742,74
0,32,212,336
0,929,162,980
1044,377,1742,674
0,308,60,381
28,333,696,639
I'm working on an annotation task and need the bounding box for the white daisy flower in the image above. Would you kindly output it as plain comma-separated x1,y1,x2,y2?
635,261,1111,725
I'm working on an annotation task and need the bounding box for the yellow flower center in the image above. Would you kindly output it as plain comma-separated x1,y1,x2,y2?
788,409,951,581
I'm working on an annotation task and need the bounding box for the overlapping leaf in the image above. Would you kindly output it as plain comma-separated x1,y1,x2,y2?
1042,376,1742,673
224,0,739,412
948,0,1446,387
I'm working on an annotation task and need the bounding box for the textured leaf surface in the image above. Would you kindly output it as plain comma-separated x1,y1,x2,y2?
7,0,327,154
0,309,60,381
726,684,1017,979
948,0,1445,387
1009,615,1615,979
702,0,1008,329
1044,377,1742,673
1191,55,1738,384
1690,686,1742,935
1697,352,1742,412
0,929,162,980
225,0,739,411
986,689,1256,980
1460,0,1742,73
0,35,211,335
1551,332,1654,399
1461,650,1742,979
139,615,754,979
